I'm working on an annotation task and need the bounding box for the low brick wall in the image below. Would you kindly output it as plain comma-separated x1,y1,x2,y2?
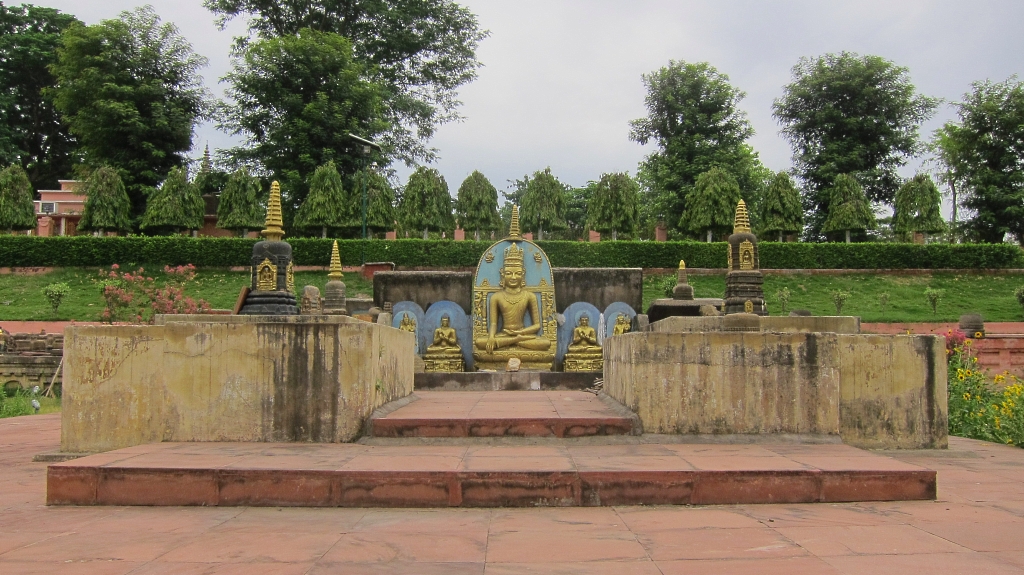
61,315,414,453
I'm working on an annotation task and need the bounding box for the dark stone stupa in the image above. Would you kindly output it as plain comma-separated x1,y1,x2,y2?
724,200,767,315
239,181,299,315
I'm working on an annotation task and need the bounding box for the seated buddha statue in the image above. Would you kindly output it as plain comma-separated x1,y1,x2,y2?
475,244,552,355
612,314,632,335
564,315,603,372
398,313,416,333
424,315,464,372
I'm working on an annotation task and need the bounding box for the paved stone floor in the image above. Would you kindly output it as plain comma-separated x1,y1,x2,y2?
4,414,1024,574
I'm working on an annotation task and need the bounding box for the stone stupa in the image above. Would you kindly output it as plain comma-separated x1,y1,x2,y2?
238,182,299,315
323,240,348,315
723,200,766,315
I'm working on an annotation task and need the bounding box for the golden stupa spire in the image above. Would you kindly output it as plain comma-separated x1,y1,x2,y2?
261,181,285,241
328,240,343,281
679,259,686,270
733,200,751,234
508,205,522,240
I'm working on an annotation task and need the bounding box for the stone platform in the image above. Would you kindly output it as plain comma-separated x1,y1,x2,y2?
414,371,600,391
370,391,639,437
46,441,935,508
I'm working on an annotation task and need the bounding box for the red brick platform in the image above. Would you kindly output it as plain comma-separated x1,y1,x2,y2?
47,441,935,508
370,391,637,437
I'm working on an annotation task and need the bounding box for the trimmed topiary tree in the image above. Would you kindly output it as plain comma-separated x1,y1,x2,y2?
893,173,945,242
520,167,568,240
140,166,205,234
399,166,454,239
455,170,501,241
759,171,804,241
587,172,640,241
79,166,132,235
0,164,36,233
359,168,396,238
216,168,265,237
681,166,742,242
822,174,875,243
294,161,352,238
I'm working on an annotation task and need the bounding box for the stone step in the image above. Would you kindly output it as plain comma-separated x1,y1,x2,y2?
369,391,638,438
47,442,936,508
414,371,600,391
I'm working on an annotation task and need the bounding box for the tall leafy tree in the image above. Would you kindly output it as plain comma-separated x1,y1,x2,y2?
520,168,567,240
758,172,804,242
50,6,210,217
933,77,1024,244
0,4,81,190
221,29,387,210
398,166,453,239
0,164,35,232
564,184,594,241
629,61,762,233
357,168,396,237
141,167,204,234
822,174,875,243
194,144,228,197
773,52,938,238
294,161,352,238
455,171,500,241
681,167,742,242
587,172,640,240
204,0,486,165
217,168,265,236
79,166,131,235
893,173,945,241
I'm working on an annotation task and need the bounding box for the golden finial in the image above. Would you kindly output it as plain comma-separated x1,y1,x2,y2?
508,204,522,240
261,181,285,241
733,200,751,234
328,240,343,281
679,259,686,270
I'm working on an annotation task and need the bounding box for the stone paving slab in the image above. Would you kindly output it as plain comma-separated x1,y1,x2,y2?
5,415,1024,573
371,391,637,437
46,439,934,507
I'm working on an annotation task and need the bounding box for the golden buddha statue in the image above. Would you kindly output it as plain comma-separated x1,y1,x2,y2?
475,243,552,355
424,315,464,372
564,315,603,372
612,314,632,335
398,313,416,333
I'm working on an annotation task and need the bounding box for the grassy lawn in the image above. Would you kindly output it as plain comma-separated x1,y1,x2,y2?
0,267,374,322
643,272,1024,323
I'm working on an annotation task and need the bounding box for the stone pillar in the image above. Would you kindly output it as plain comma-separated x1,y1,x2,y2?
454,227,465,241
386,231,397,240
655,223,668,242
37,216,52,237
588,230,601,242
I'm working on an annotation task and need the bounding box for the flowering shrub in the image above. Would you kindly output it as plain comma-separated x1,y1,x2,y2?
947,329,1024,447
97,264,210,323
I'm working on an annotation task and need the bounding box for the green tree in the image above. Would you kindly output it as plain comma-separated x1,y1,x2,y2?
50,6,210,216
398,166,453,239
587,172,640,240
680,167,742,242
204,0,486,166
358,168,396,237
520,168,567,240
564,184,594,241
194,145,228,197
221,29,387,210
294,161,352,238
893,173,945,241
933,77,1024,244
0,164,35,232
758,172,804,241
455,171,500,241
773,52,938,238
141,167,205,234
0,4,81,190
79,166,131,234
629,61,762,233
822,174,875,243
216,168,265,236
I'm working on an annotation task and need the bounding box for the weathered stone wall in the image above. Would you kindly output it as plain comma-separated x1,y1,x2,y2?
61,315,414,453
649,316,861,334
604,332,947,449
373,268,643,315
0,355,61,392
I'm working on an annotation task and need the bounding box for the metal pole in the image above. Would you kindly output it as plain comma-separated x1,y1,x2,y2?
361,156,368,264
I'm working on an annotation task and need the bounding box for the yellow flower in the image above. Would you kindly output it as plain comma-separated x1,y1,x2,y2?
965,340,973,347
958,374,966,381
963,393,971,400
975,331,984,338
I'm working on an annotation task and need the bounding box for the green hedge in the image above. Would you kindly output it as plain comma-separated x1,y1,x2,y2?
1,236,1021,269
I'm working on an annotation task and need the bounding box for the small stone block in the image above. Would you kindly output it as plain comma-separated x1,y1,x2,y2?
506,358,521,372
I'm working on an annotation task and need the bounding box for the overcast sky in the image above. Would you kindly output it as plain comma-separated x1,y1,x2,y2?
37,0,1024,213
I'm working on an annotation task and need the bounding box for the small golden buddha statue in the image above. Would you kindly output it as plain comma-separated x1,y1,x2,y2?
398,313,416,333
564,315,603,372
424,315,464,372
612,314,631,335
475,243,552,355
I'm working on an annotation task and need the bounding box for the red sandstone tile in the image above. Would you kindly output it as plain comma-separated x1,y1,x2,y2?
820,470,936,502
579,472,695,506
217,469,336,506
320,531,487,563
341,455,464,471
157,531,343,563
572,455,693,472
485,530,649,563
616,506,763,531
133,563,313,574
459,471,579,507
465,445,568,458
1,530,198,563
310,562,484,575
789,455,927,471
97,468,218,506
823,551,1024,574
988,550,1024,569
489,507,625,532
334,472,454,507
862,500,1024,524
460,456,574,472
663,444,782,457
637,526,807,561
0,506,116,533
0,532,57,557
913,521,1024,552
0,561,144,574
683,455,811,471
222,454,349,470
776,524,971,556
484,561,662,575
73,507,241,534
210,507,365,533
692,471,822,505
740,503,903,527
568,444,675,457
658,556,843,575
46,466,98,505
